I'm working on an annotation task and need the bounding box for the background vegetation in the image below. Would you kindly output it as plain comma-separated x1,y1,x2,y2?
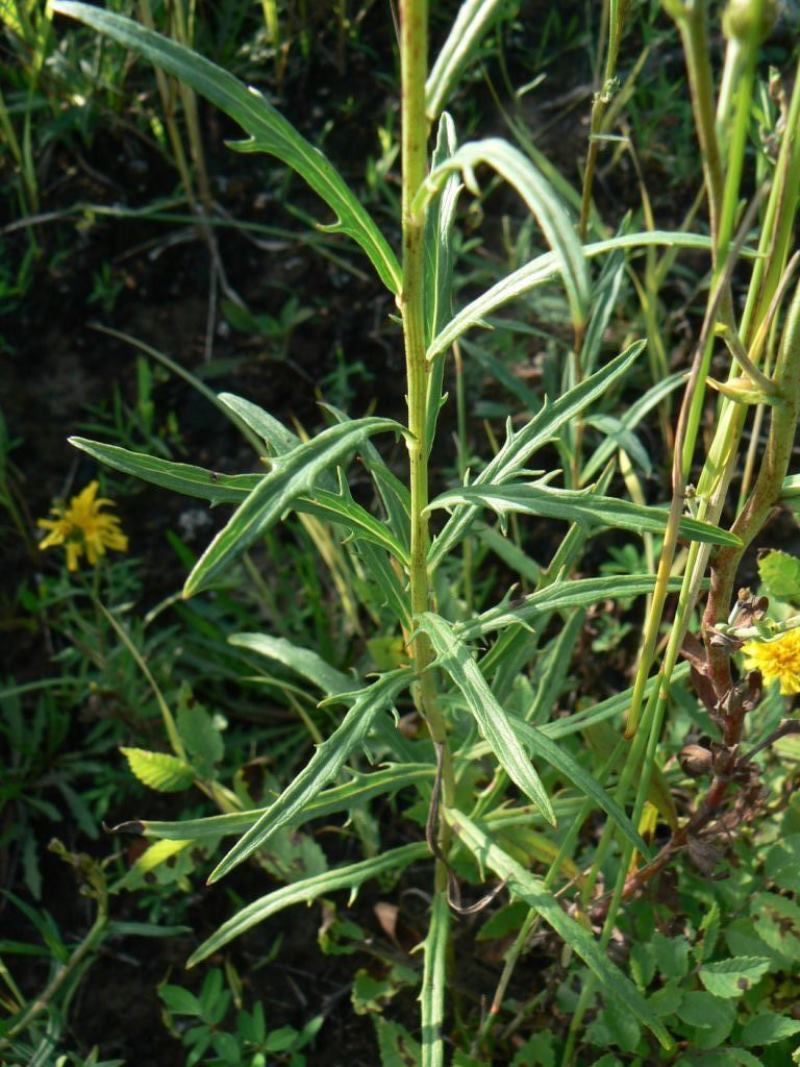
2,1,800,1065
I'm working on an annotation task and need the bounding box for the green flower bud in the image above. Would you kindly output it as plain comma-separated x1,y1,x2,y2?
723,0,778,42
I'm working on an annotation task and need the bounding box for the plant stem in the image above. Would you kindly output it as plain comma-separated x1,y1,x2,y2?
400,0,455,868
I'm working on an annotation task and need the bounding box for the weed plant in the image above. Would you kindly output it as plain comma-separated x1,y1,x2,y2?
4,0,800,1063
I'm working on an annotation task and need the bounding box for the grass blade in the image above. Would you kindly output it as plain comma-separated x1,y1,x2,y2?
510,720,651,857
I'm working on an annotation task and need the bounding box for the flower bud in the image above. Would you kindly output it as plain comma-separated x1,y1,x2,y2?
679,744,714,777
723,0,778,43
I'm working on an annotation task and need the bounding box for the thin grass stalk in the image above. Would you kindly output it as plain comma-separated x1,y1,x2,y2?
578,0,627,240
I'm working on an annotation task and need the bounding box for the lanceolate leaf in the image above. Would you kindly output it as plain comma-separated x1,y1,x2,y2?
52,2,401,294
188,842,428,966
460,574,686,639
184,417,401,596
69,437,261,504
207,668,413,883
217,393,301,456
421,139,588,330
115,764,435,842
509,720,651,857
444,810,673,1050
581,371,685,484
426,0,507,121
428,343,645,569
297,485,410,565
427,232,719,360
429,483,742,548
416,613,555,825
229,633,352,697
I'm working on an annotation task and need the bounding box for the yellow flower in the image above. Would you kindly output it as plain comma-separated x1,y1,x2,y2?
37,481,128,571
741,629,800,696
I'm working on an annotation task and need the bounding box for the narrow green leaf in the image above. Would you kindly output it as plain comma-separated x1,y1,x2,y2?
422,138,588,330
117,764,435,842
229,633,352,697
444,809,673,1050
581,372,685,484
425,0,507,121
298,484,410,565
69,437,261,504
416,613,555,825
184,417,400,596
460,574,684,640
429,482,743,548
207,668,412,883
424,112,462,456
421,892,449,1067
120,748,195,793
217,393,301,456
509,719,652,857
428,342,646,569
188,842,428,966
427,232,720,360
52,2,401,294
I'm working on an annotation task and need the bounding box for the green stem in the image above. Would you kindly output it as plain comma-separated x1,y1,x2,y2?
400,0,454,868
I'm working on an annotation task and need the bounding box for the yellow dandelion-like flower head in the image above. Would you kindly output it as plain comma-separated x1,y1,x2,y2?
741,628,800,696
37,480,128,571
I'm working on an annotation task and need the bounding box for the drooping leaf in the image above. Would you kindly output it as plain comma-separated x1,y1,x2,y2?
217,393,301,455
207,668,413,883
184,417,400,596
421,138,588,331
427,232,719,360
428,482,742,548
425,0,507,121
229,633,353,697
52,3,401,294
188,842,427,965
120,748,195,793
444,809,673,1050
416,612,555,825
